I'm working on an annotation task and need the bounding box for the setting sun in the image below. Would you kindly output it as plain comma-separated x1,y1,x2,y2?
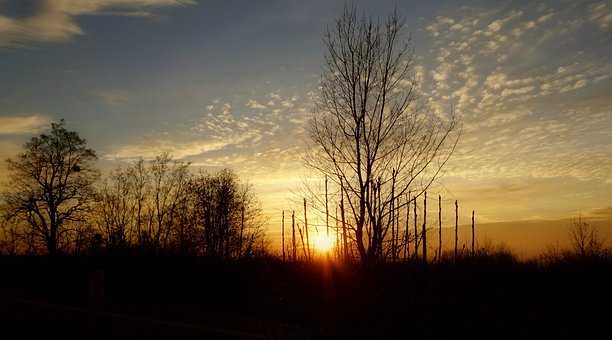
1,1,611,338
312,232,335,254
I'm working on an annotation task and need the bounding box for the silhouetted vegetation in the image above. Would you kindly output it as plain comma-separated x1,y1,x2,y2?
304,7,459,265
1,120,99,255
1,120,608,339
0,250,609,339
0,122,266,257
1,6,610,340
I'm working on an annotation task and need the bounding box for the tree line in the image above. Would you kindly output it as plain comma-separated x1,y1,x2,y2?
0,120,266,256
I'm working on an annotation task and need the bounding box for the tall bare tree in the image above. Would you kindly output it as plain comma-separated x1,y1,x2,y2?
306,7,459,264
1,120,99,255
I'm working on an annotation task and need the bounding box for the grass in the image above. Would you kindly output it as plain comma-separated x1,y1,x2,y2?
0,249,610,338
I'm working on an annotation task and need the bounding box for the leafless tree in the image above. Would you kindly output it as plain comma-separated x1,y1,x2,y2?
1,120,99,255
94,154,190,253
569,216,604,258
96,167,136,251
149,154,191,251
189,169,264,258
305,7,459,264
93,156,265,257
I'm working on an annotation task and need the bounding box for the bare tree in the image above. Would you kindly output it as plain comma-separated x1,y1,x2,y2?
96,167,136,251
93,156,265,257
569,216,604,258
305,7,459,264
1,120,99,255
149,154,191,251
189,169,264,258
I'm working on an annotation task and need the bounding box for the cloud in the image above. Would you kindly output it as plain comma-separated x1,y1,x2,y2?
0,114,50,135
487,10,522,33
500,85,534,97
105,136,248,160
92,89,130,106
246,99,266,109
420,1,612,188
0,0,195,48
590,206,612,218
590,2,612,30
106,91,309,161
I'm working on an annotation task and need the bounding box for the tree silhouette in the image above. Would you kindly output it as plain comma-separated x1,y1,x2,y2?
305,7,459,264
93,156,264,257
569,216,604,258
1,120,98,255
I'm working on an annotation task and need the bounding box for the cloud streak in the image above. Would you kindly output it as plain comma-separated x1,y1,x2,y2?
0,0,194,48
0,114,50,135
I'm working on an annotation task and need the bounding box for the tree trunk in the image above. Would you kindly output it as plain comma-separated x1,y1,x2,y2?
438,195,442,261
292,211,296,261
341,184,348,261
281,210,285,262
414,198,418,261
471,210,475,256
303,198,310,260
454,200,458,261
404,192,410,260
422,192,427,264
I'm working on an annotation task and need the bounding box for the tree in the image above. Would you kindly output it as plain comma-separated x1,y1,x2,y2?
569,216,604,258
93,155,265,257
306,8,459,264
1,120,99,255
96,166,138,252
189,169,264,258
94,154,191,254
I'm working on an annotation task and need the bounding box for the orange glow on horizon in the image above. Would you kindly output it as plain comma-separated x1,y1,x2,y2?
312,232,335,254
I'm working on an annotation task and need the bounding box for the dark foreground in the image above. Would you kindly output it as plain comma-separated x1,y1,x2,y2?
0,255,609,339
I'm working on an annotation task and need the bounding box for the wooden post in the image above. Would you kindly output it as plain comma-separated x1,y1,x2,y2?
422,192,427,264
340,181,348,261
438,195,442,262
395,196,400,262
390,170,396,262
404,191,410,260
391,201,395,262
298,225,308,260
414,197,418,261
281,210,285,262
471,210,475,256
334,206,342,259
304,198,310,260
325,175,329,236
454,200,458,261
239,205,245,258
292,210,296,261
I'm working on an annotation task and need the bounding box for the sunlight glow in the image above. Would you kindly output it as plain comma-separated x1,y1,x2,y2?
312,232,335,254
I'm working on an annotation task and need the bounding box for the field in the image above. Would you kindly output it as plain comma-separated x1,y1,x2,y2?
1,254,609,339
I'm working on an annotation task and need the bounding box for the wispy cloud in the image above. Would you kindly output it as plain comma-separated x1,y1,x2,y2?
0,114,50,135
91,89,130,106
418,1,612,186
105,90,311,163
246,99,266,109
589,2,612,30
105,136,250,160
0,0,195,48
590,206,612,218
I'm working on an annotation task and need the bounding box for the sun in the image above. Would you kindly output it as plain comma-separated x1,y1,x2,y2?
312,232,335,254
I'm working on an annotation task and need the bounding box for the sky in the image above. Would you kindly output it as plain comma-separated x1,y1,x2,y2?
1,0,612,255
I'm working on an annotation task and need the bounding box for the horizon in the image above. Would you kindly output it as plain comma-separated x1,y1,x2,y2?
2,0,612,256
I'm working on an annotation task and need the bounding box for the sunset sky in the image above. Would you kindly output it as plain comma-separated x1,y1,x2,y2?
1,0,611,255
